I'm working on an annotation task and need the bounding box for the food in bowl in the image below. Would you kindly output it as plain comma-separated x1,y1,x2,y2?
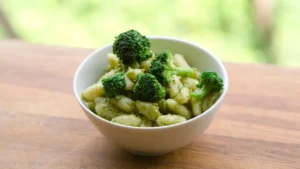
81,30,223,127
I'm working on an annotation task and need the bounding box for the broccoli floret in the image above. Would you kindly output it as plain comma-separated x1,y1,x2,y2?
133,73,166,102
102,73,126,98
190,71,223,100
149,50,193,85
113,29,152,65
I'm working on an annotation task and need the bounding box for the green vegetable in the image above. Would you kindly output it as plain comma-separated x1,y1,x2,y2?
149,50,193,85
133,73,166,102
102,73,126,98
190,72,223,100
113,29,152,65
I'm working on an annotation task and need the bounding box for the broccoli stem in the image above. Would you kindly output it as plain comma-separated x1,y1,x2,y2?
174,67,194,76
190,86,211,100
167,58,193,76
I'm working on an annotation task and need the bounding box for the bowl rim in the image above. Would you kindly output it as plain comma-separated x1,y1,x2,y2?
73,36,229,130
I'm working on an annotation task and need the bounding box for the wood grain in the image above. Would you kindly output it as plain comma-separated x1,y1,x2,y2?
0,39,299,169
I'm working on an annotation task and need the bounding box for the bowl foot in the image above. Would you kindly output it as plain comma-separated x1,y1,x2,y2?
127,150,170,156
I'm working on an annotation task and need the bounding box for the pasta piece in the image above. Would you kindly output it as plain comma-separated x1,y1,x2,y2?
182,77,198,90
110,95,136,113
153,123,159,127
157,99,168,114
95,97,123,120
82,83,104,101
166,99,192,119
140,57,155,71
124,74,134,91
191,98,202,116
125,68,145,80
129,62,140,69
140,116,153,127
111,115,142,127
95,97,107,104
136,101,162,121
108,53,119,69
201,96,209,112
115,62,126,72
173,54,190,67
84,101,95,112
98,69,116,83
156,114,187,126
191,68,201,79
168,75,183,98
201,91,221,112
207,92,221,109
174,87,190,104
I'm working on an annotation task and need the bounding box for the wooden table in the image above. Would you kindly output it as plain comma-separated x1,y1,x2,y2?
1,40,299,169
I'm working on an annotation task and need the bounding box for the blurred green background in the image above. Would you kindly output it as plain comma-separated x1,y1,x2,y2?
0,0,299,67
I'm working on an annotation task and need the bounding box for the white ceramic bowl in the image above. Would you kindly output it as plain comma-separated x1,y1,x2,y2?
73,37,228,156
